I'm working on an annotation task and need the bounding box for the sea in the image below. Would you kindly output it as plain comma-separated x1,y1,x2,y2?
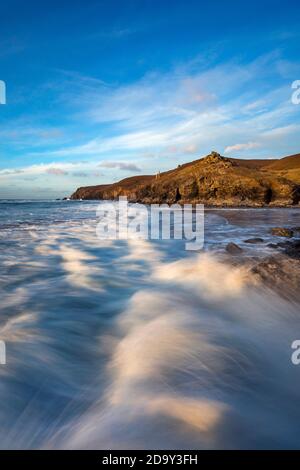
0,199,300,449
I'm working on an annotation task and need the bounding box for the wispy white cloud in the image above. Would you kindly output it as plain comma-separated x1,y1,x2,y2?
2,51,300,197
28,52,299,165
224,142,260,154
0,159,142,198
98,161,141,172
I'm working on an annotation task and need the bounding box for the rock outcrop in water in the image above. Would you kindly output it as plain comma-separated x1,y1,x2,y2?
70,151,300,207
251,239,300,299
271,227,294,237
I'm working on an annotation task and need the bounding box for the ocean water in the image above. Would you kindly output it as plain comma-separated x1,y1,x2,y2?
0,200,300,449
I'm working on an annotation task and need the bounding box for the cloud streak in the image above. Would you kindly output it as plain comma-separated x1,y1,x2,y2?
98,161,141,172
27,52,300,165
224,142,260,154
1,51,300,197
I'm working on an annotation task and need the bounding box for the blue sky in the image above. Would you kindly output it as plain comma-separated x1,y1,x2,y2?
0,0,300,198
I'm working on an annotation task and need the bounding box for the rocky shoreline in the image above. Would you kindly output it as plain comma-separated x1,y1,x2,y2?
251,241,300,299
70,152,300,207
225,229,300,300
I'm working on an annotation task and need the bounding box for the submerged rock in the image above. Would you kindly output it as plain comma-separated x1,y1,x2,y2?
277,241,293,248
70,152,300,206
251,255,300,299
244,238,264,244
291,226,300,235
267,243,278,249
250,239,300,299
284,240,300,259
226,242,243,254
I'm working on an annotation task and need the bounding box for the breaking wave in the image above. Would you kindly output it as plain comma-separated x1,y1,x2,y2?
0,203,300,449
50,247,300,449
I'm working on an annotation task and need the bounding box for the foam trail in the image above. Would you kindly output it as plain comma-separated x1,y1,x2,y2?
1,203,300,449
52,249,300,449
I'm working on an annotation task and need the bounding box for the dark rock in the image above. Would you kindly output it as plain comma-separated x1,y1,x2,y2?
244,237,264,244
265,240,300,258
226,242,243,254
291,226,300,234
271,227,294,237
251,255,300,299
277,241,293,248
284,240,300,259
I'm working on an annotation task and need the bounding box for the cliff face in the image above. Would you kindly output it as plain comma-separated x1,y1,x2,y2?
70,152,300,207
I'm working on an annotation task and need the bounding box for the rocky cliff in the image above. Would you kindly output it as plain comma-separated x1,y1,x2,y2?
70,152,300,207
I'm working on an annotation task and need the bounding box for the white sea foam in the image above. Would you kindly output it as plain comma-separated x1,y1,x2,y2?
51,243,300,449
1,203,300,449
